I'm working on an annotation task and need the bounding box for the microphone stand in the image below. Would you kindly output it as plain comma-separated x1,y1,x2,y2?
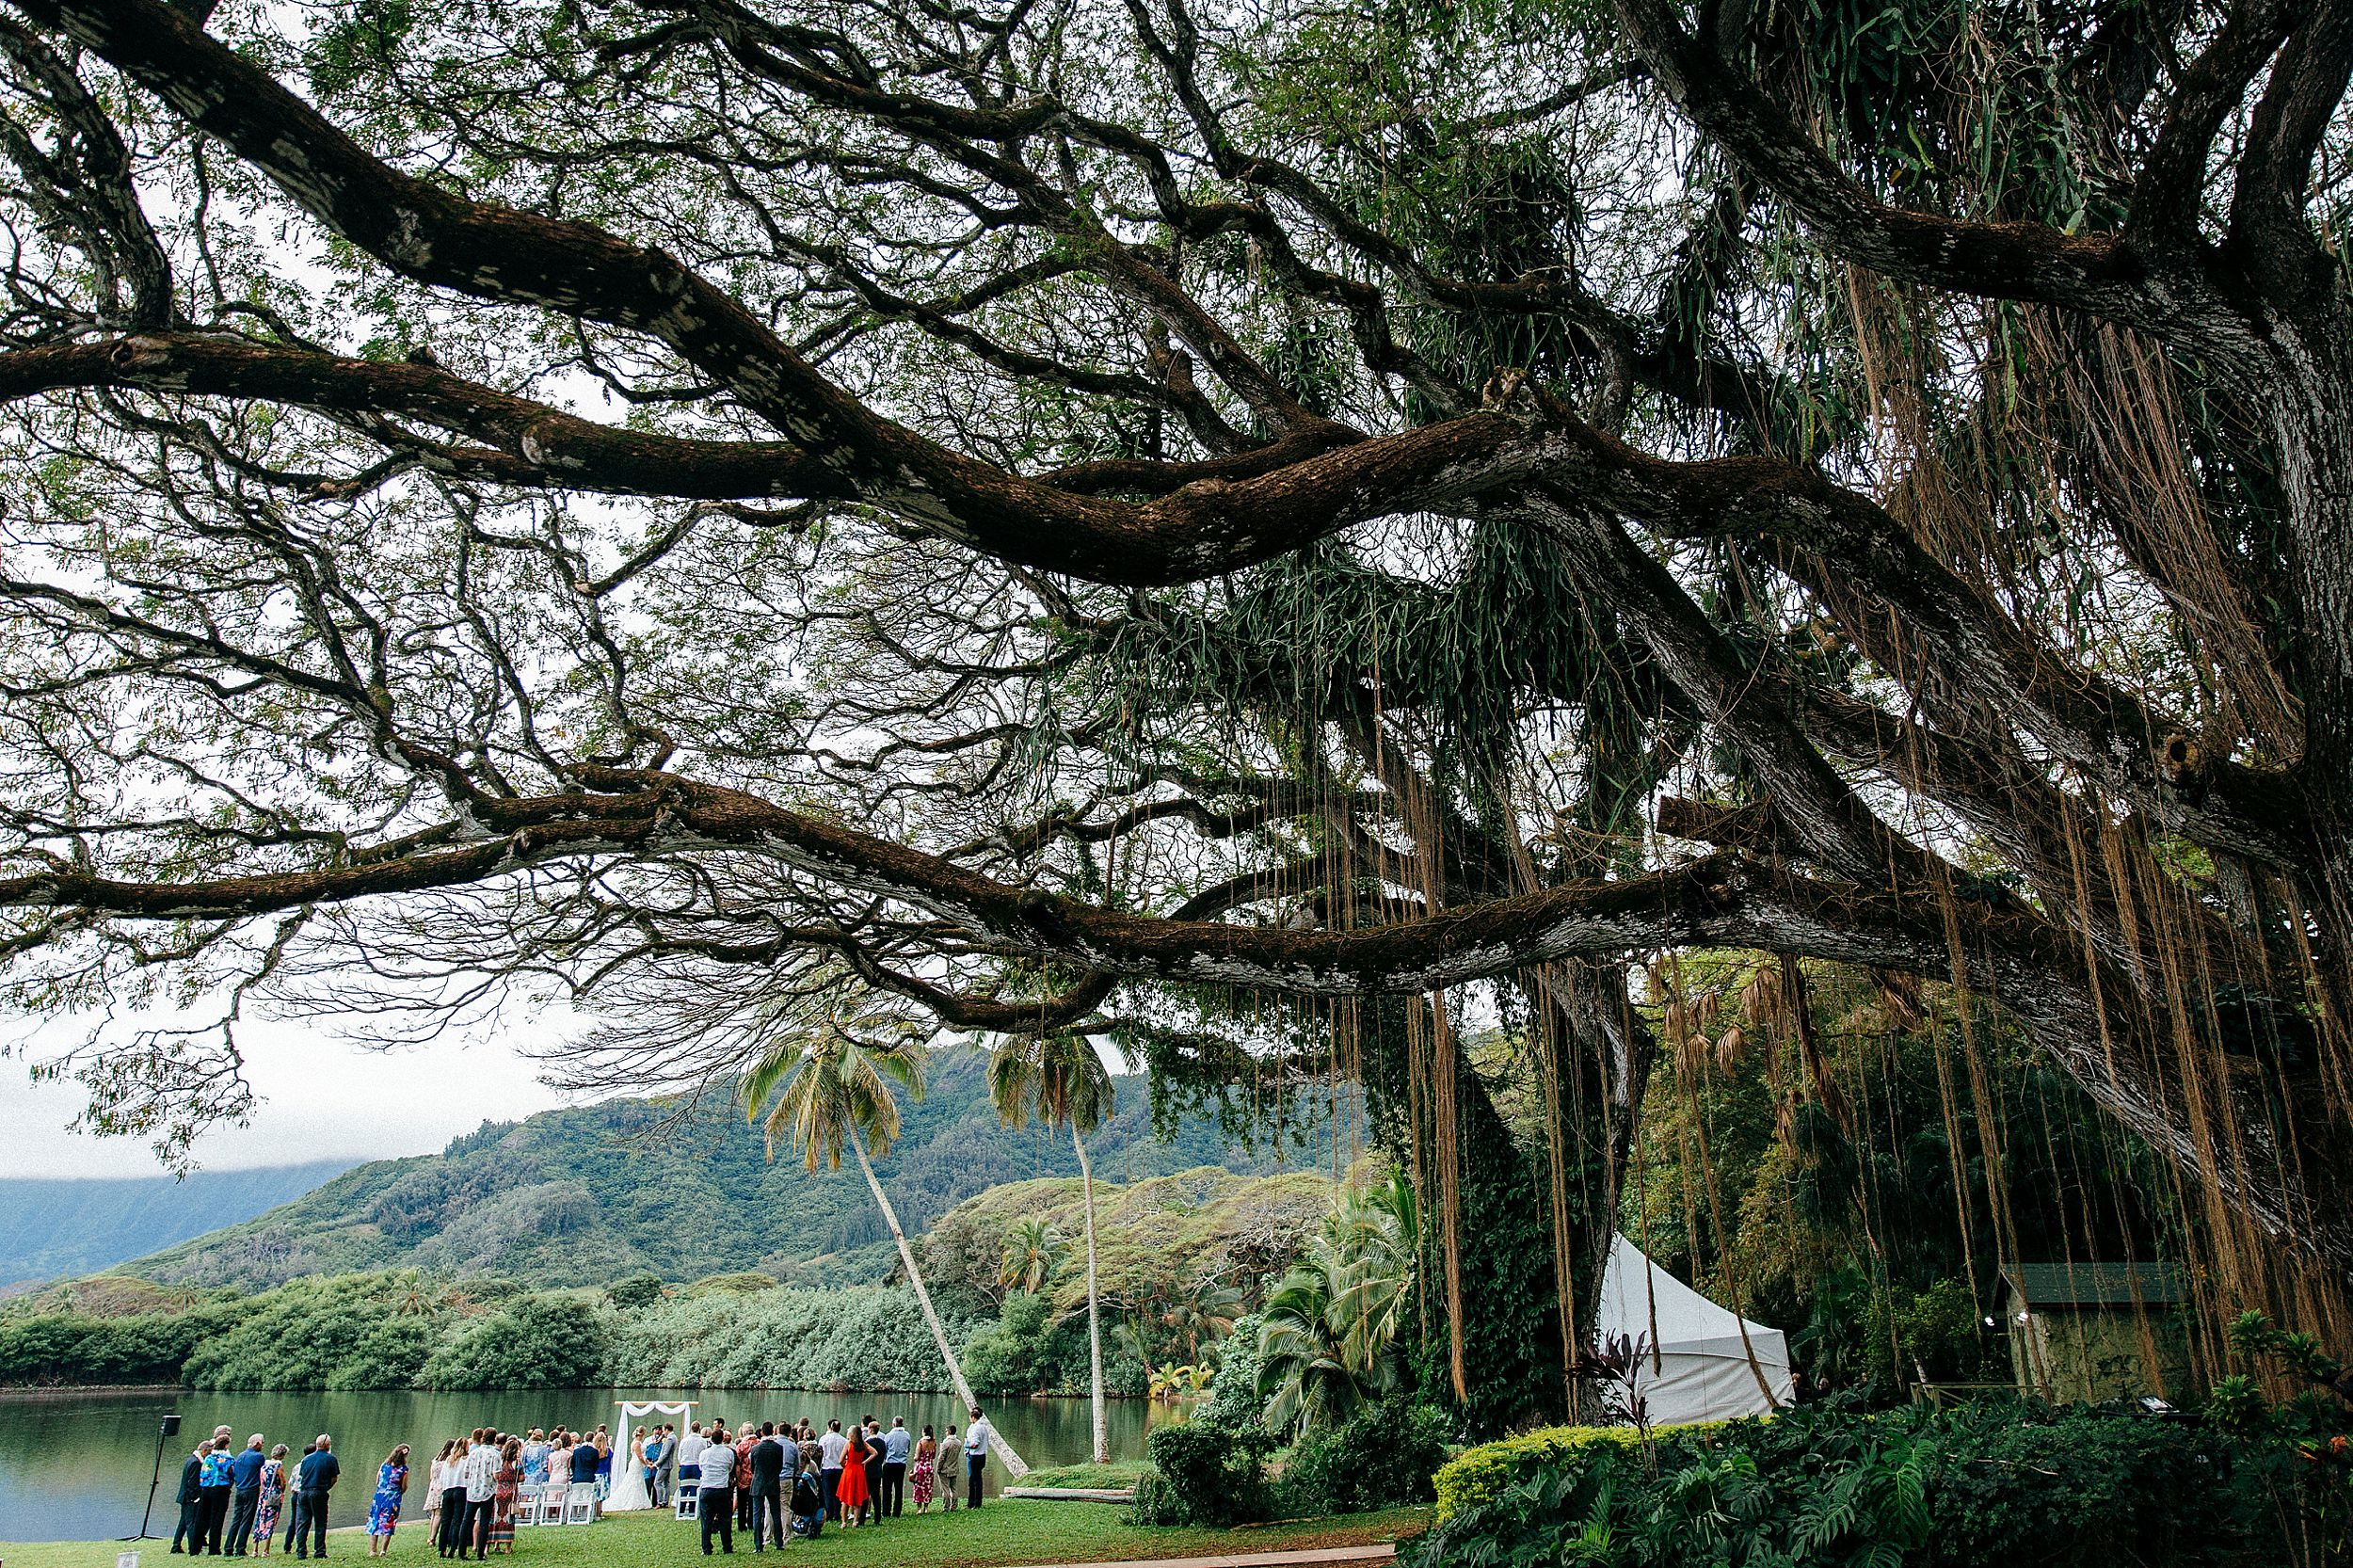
129,1420,175,1542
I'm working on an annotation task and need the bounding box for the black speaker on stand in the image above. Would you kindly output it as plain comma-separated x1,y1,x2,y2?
131,1413,183,1542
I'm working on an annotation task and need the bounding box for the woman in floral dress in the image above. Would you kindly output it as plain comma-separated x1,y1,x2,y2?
253,1446,289,1556
910,1427,936,1512
488,1436,522,1553
366,1445,410,1558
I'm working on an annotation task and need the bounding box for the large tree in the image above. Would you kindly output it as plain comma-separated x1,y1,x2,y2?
0,0,2348,1361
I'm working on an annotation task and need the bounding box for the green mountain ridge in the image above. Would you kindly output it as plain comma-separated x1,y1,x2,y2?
0,1161,355,1289
123,1049,1330,1290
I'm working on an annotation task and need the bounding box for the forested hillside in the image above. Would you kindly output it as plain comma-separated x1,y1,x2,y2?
125,1051,1331,1290
0,1162,352,1288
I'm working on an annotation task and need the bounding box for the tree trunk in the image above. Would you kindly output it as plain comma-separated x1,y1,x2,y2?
850,1123,1029,1477
1074,1122,1108,1465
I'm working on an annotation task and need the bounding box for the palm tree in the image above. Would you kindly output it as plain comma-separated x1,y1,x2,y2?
988,1033,1114,1464
999,1216,1069,1296
1167,1272,1245,1363
747,1016,1027,1475
1256,1170,1420,1435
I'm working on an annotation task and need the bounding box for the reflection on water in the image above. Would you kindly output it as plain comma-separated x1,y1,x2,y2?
0,1387,1177,1542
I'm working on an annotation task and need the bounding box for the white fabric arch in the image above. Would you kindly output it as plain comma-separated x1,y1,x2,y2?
613,1400,696,1493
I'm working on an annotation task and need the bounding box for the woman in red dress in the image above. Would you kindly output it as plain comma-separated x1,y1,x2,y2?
832,1424,872,1527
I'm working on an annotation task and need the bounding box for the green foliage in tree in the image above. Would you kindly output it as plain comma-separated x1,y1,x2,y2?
1627,963,2181,1396
421,1294,617,1389
963,1288,1058,1396
605,1275,666,1310
998,1218,1069,1296
606,1283,972,1392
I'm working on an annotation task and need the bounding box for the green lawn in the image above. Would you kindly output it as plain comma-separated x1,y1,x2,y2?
2,1500,1429,1568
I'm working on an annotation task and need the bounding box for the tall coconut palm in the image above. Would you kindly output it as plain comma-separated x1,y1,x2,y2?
987,1033,1114,1464
747,1016,1027,1475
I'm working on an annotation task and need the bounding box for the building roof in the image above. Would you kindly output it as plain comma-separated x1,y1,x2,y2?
2004,1260,2185,1307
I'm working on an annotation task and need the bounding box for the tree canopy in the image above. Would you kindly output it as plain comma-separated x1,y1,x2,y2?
0,0,2348,1343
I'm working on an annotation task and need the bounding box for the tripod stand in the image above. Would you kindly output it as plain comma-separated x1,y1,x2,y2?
129,1414,183,1542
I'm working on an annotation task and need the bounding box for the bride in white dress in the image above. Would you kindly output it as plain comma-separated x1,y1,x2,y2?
606,1432,655,1512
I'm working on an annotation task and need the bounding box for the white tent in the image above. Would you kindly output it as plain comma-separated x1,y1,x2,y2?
1596,1234,1794,1424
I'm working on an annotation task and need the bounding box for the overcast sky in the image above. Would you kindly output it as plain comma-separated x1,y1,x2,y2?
1,1010,575,1180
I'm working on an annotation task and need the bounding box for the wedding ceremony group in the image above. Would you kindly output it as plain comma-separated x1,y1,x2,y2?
164,1408,1003,1560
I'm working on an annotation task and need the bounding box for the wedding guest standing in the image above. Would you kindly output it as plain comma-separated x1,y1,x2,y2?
488,1437,522,1554
172,1438,211,1554
881,1417,910,1518
568,1426,600,1521
293,1436,339,1561
964,1410,992,1510
938,1426,960,1511
281,1441,316,1556
816,1419,847,1524
833,1425,871,1528
365,1445,408,1559
201,1430,237,1553
696,1424,736,1556
745,1425,785,1552
228,1434,268,1556
251,1440,285,1553
462,1429,500,1559
911,1426,936,1514
858,1420,886,1527
424,1441,451,1544
253,1446,289,1558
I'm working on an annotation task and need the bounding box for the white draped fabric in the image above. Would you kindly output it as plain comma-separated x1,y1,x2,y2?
611,1400,696,1512
1597,1235,1794,1424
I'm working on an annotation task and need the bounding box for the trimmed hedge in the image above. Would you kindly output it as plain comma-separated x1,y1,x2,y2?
1433,1420,1722,1520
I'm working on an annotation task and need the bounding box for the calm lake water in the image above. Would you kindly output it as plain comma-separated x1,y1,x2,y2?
0,1387,1176,1543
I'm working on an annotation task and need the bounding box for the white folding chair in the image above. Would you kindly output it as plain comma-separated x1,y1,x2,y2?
675,1481,699,1521
565,1483,597,1525
514,1485,542,1527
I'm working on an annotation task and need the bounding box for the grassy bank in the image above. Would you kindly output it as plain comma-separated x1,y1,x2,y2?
0,1499,1430,1568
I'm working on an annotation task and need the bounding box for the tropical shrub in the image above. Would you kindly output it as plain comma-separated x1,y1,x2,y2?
1413,1403,2306,1568
962,1288,1056,1395
607,1282,973,1389
1197,1314,1266,1427
1128,1418,1277,1527
182,1274,431,1390
1280,1397,1449,1516
0,1304,231,1385
420,1294,616,1389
